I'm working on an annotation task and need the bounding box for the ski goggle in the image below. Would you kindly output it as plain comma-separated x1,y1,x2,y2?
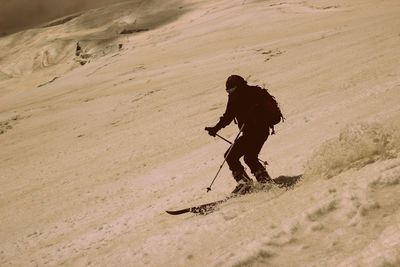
226,86,237,94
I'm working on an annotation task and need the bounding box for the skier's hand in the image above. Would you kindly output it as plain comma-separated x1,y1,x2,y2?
205,126,218,137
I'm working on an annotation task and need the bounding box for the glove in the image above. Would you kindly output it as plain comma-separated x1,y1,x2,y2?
205,126,219,137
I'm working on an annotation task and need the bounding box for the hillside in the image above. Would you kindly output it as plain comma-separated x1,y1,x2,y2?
0,0,399,266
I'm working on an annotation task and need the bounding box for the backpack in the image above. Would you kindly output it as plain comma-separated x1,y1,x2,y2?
260,87,284,134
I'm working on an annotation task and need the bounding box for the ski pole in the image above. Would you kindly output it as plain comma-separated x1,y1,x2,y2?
215,133,268,165
206,124,245,192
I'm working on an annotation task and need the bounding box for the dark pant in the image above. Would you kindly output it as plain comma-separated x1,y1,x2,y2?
224,130,269,175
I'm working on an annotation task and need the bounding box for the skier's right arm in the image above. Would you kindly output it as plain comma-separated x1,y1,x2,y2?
215,97,235,130
205,97,234,137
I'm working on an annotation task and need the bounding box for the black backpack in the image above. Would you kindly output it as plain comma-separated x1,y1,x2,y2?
260,87,284,134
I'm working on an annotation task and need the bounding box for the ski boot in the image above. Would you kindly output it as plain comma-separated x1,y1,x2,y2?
231,170,253,195
254,169,274,190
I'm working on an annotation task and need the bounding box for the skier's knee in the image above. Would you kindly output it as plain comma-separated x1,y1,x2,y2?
244,154,257,166
225,150,238,162
224,149,230,159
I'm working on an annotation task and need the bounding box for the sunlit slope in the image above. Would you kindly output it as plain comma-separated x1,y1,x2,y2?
0,0,399,266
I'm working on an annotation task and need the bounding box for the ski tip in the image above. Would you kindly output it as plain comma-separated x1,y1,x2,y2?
165,208,190,215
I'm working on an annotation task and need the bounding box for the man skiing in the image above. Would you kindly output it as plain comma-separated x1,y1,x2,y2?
205,75,278,195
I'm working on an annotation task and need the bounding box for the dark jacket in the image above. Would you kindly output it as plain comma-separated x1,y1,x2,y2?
215,85,270,134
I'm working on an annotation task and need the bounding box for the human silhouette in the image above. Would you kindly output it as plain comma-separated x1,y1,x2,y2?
205,75,283,194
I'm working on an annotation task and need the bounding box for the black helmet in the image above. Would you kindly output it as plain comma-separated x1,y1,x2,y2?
225,75,247,93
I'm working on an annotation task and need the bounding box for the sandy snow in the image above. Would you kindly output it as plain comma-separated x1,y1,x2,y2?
0,0,399,266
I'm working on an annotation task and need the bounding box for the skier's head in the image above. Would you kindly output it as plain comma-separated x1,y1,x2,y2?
225,75,247,94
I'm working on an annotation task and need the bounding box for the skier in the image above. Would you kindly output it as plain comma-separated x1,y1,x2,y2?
205,75,276,195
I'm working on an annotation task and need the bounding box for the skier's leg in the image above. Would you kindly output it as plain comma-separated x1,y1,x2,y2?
225,137,253,194
243,132,272,183
224,136,246,174
242,132,267,172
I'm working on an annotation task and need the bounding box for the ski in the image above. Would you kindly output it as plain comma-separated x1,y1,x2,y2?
166,196,232,215
165,175,302,216
166,184,271,216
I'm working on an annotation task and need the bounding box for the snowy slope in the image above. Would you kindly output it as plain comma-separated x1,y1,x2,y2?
0,0,399,266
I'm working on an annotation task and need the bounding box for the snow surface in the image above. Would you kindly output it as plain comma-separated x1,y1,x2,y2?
0,0,399,266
